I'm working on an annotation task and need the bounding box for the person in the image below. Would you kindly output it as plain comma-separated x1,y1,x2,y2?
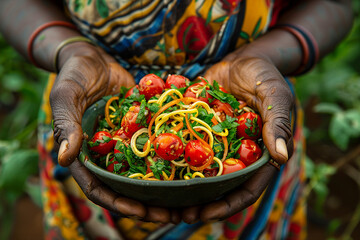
0,0,353,239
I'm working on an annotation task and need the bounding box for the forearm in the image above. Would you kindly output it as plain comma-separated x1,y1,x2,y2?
0,0,84,72
227,0,354,75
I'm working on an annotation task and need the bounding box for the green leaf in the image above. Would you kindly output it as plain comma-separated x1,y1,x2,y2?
206,6,213,25
314,103,342,114
136,99,147,124
207,89,240,109
212,115,239,133
74,0,84,12
0,150,39,195
148,102,160,113
239,31,249,40
251,17,262,37
213,15,227,23
96,0,109,18
329,110,360,150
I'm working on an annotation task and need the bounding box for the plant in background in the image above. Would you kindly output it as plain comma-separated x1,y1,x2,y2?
0,34,46,239
295,2,360,238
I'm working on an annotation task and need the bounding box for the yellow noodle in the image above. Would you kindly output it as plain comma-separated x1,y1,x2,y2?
192,172,205,178
130,128,150,157
128,173,144,179
213,157,224,176
193,126,214,148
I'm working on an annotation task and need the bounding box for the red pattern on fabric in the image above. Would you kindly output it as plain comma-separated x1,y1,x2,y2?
270,0,293,27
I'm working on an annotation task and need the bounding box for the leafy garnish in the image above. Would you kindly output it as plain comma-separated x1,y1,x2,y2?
212,115,239,133
149,158,172,179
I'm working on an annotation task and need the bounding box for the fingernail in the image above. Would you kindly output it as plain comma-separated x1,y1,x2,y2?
275,138,288,160
59,140,69,157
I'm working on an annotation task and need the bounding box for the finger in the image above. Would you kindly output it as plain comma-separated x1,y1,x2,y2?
50,78,86,167
182,205,201,224
255,78,294,165
108,62,136,90
200,163,277,222
143,206,171,223
68,159,147,219
227,58,294,164
170,209,181,224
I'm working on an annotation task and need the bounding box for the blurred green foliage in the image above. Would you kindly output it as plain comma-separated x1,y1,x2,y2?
296,3,360,150
0,35,46,239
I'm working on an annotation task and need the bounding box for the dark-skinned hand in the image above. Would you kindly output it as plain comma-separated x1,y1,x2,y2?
50,43,176,223
180,54,295,223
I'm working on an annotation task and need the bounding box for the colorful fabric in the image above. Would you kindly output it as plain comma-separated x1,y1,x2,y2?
65,0,274,81
37,0,306,239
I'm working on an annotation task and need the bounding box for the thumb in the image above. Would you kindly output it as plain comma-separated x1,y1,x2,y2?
257,80,294,165
50,78,87,167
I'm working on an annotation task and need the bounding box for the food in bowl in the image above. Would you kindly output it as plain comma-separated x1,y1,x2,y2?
85,74,264,181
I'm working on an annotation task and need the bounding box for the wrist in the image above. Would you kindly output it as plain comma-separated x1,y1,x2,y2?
56,39,99,72
224,29,303,75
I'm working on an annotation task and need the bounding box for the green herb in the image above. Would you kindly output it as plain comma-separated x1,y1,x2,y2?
267,105,273,110
136,99,147,124
149,158,172,179
148,102,160,113
113,163,123,173
199,87,207,98
197,107,214,126
207,82,240,109
213,80,220,91
88,134,112,148
117,142,146,176
226,138,243,159
120,86,130,97
136,133,149,151
212,115,239,133
244,117,259,137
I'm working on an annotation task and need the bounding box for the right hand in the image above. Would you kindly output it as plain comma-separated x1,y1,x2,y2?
50,43,178,223
51,43,135,167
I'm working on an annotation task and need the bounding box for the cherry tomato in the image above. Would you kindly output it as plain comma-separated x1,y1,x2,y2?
121,105,151,138
184,140,213,167
106,158,119,172
154,133,184,161
138,74,165,100
237,139,262,166
107,157,128,173
210,99,234,121
124,85,139,98
222,158,246,175
183,82,212,104
88,131,115,155
236,112,263,140
165,74,189,89
203,167,219,177
112,128,128,139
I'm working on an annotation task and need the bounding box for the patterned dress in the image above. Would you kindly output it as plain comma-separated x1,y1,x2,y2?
37,0,306,239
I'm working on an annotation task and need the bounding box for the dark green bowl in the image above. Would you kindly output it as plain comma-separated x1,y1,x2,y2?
79,98,269,208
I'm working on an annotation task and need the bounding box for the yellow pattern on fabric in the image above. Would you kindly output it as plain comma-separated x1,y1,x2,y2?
235,0,270,46
117,218,161,240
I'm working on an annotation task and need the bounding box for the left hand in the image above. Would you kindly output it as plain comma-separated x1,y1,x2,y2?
180,54,295,223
